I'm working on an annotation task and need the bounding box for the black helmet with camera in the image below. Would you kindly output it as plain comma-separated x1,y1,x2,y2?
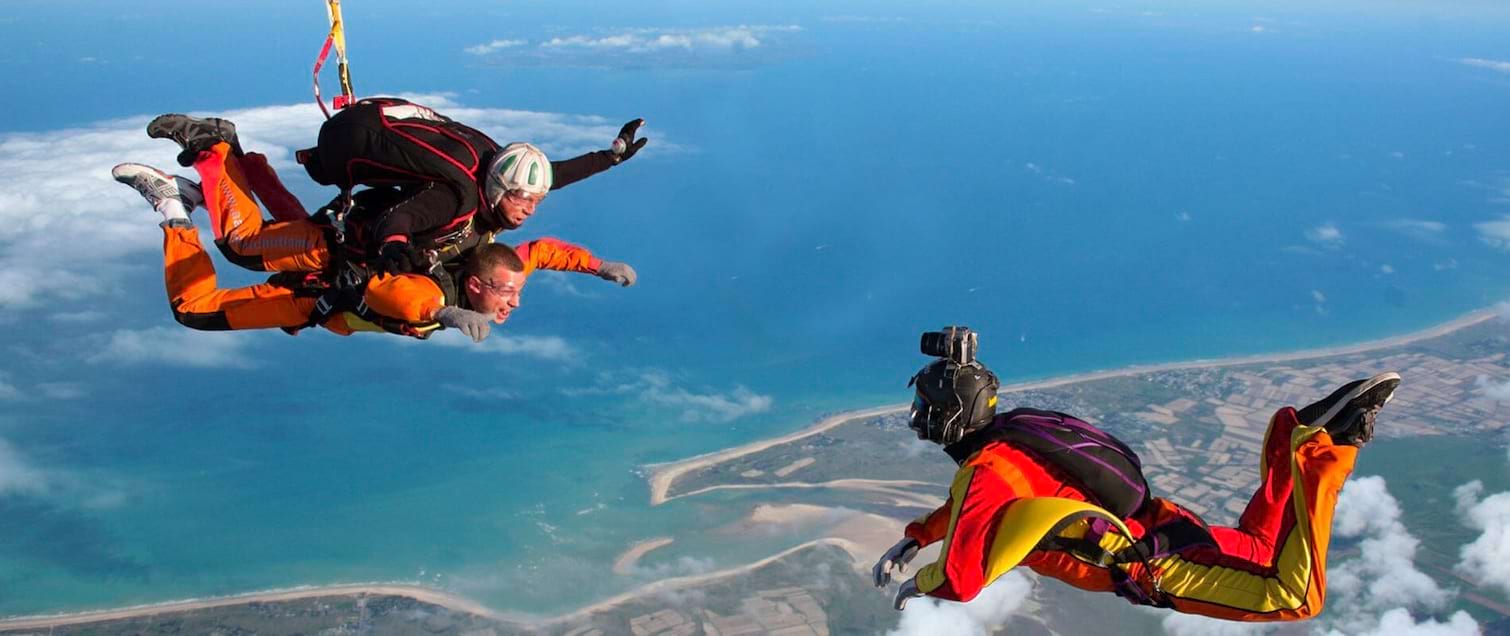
908,327,1000,445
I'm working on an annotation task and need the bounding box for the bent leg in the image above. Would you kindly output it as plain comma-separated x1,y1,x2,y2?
193,142,329,273
238,151,309,222
163,225,317,330
1146,411,1356,621
1207,407,1305,566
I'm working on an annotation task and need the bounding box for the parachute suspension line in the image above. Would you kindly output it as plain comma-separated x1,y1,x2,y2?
313,0,357,119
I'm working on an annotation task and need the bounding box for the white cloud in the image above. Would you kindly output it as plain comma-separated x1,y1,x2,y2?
887,571,1032,636
1306,223,1344,246
535,26,799,54
428,329,576,361
1162,613,1273,636
1383,219,1447,238
1380,264,1394,274
0,379,19,401
87,326,256,368
1496,301,1510,321
0,97,653,310
567,369,772,423
0,437,48,495
1454,479,1510,596
49,310,108,323
1312,289,1327,304
640,372,772,423
1460,58,1510,74
1322,476,1472,635
1475,375,1510,401
821,16,908,24
443,385,518,401
1455,481,1485,518
37,382,86,400
1474,215,1510,250
465,39,527,56
1334,608,1480,636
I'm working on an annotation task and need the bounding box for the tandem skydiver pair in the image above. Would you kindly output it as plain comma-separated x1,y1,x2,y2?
114,98,647,342
874,326,1401,623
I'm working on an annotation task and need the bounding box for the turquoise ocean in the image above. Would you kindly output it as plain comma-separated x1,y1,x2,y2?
1,0,1509,616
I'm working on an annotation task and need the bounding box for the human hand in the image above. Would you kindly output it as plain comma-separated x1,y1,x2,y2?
595,261,637,287
872,538,920,588
434,306,492,343
610,119,648,164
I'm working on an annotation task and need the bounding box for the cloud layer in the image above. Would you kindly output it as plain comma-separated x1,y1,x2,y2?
0,437,47,495
85,326,256,368
464,26,801,68
1454,478,1510,596
888,571,1033,636
429,329,577,361
1474,215,1510,250
1306,223,1344,246
1322,476,1477,635
1460,58,1510,74
567,369,772,423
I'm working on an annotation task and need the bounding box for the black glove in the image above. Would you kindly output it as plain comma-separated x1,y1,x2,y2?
374,240,414,275
610,118,649,165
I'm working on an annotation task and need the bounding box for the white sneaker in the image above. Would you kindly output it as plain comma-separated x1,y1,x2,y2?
112,163,203,224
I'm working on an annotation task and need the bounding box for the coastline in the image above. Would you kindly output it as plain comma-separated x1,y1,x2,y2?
644,307,1499,505
1,306,1498,631
612,537,676,575
0,584,505,632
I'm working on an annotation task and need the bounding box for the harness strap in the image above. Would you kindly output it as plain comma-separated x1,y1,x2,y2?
1040,513,1217,609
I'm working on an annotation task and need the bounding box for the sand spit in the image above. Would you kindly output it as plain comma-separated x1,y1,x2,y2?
613,537,676,575
645,307,1498,505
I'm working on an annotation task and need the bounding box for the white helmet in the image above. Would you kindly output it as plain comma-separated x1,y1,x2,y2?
485,142,552,205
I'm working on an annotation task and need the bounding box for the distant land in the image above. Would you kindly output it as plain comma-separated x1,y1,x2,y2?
4,308,1506,635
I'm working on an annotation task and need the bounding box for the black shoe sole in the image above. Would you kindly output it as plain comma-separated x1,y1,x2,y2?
1299,372,1402,429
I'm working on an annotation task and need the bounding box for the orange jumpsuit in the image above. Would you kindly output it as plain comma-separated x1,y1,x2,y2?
907,407,1352,621
161,144,604,335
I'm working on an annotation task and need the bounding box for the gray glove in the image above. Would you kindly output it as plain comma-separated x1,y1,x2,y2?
434,306,492,343
596,261,637,287
873,538,921,588
893,578,924,611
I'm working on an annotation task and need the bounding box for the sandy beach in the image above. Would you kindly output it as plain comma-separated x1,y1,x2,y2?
613,537,676,575
645,307,1499,505
0,584,504,632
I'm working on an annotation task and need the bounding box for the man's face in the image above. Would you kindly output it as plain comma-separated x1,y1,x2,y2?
465,265,526,324
496,190,545,229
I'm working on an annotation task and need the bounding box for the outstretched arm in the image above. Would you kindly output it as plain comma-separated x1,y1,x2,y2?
550,118,648,190
550,152,616,191
516,237,603,275
905,497,956,547
910,465,1015,603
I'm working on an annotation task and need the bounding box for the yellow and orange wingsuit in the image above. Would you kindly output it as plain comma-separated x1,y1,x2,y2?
907,407,1351,621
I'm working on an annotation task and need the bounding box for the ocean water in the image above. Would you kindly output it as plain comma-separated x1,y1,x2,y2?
2,1,1510,617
